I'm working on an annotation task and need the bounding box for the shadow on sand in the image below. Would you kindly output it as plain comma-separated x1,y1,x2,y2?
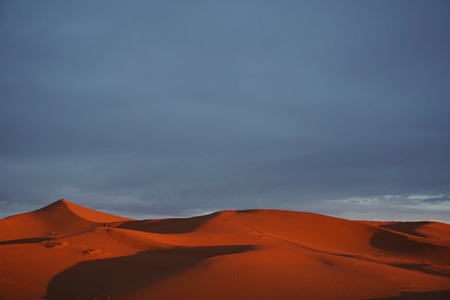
368,228,437,253
378,222,432,238
45,244,256,299
116,211,222,234
0,237,52,245
365,289,450,300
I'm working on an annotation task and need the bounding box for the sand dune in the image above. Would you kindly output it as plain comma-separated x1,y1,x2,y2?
0,199,449,299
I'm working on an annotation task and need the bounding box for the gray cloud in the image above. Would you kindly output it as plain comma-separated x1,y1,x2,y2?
328,194,450,222
1,1,449,221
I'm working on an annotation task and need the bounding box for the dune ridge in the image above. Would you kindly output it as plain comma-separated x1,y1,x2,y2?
1,199,449,299
0,199,132,241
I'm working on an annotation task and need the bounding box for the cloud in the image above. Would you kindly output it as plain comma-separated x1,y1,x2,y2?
1,1,449,221
329,194,450,222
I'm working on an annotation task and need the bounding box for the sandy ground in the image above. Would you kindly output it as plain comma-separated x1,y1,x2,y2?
0,199,449,299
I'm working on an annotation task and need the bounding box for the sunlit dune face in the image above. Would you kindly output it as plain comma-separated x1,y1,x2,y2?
1,200,449,299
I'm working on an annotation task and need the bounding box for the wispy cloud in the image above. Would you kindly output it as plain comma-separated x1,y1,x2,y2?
329,194,450,222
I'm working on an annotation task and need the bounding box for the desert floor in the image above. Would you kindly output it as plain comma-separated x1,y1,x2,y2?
1,199,449,299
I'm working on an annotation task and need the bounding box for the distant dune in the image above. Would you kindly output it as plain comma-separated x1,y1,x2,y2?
0,199,449,299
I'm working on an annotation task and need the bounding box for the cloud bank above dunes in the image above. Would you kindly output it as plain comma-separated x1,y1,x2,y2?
1,1,449,221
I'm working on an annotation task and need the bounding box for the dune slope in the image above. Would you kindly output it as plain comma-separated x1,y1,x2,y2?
1,200,449,299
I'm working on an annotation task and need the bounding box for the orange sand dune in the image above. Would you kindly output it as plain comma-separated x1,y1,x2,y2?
1,199,449,299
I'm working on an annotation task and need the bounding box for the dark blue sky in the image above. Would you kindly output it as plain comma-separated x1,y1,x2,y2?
1,1,449,221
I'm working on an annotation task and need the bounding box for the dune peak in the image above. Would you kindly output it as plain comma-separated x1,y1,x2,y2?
37,198,133,224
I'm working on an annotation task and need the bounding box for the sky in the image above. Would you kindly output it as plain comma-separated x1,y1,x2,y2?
1,1,449,222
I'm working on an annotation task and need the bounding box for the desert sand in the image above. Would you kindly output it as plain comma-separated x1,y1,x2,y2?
0,199,449,299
